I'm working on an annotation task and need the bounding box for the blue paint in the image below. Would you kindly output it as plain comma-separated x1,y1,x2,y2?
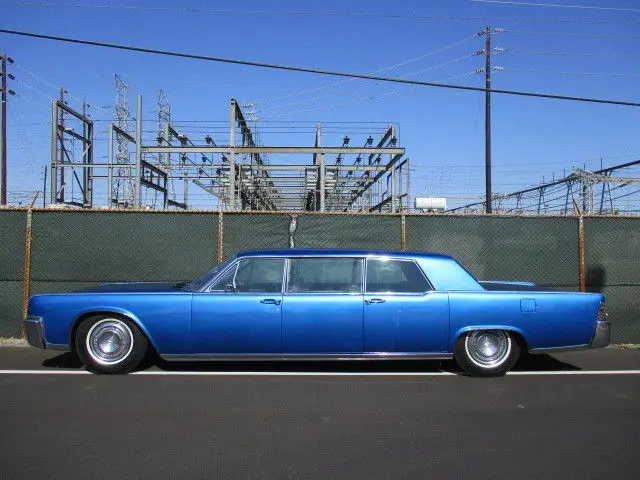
26,249,605,356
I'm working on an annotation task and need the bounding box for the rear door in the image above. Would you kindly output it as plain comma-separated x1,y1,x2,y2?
363,257,449,353
282,257,364,354
191,257,285,354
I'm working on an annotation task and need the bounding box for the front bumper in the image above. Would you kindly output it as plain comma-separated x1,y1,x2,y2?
589,320,611,349
23,316,46,349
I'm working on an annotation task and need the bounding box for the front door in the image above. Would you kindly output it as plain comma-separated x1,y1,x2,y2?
363,258,449,353
191,257,285,354
282,257,364,354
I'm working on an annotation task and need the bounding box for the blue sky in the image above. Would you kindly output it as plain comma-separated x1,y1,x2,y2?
2,0,639,210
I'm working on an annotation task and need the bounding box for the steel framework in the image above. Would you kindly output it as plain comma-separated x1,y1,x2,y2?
49,99,94,207
50,94,410,212
448,159,640,214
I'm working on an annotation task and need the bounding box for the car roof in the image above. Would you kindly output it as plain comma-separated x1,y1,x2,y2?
236,248,453,260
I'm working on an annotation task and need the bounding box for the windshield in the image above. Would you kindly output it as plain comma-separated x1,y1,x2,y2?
183,258,235,292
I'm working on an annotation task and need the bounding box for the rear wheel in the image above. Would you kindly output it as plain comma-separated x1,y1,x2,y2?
75,314,148,374
454,330,520,377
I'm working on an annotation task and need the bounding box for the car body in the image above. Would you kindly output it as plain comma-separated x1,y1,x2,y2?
23,249,610,376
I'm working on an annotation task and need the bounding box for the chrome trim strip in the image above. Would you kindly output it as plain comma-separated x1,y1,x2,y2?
45,343,70,352
23,316,45,349
160,353,453,362
530,344,589,354
589,320,611,349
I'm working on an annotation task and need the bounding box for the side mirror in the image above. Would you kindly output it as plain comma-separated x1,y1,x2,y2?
224,283,237,293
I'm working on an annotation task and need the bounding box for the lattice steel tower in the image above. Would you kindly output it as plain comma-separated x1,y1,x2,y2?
114,74,133,206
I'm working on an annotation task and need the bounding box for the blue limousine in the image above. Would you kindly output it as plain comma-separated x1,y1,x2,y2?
23,249,610,376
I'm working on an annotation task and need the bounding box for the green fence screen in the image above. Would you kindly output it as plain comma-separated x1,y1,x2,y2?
584,218,640,343
0,209,638,344
406,215,579,289
0,211,26,337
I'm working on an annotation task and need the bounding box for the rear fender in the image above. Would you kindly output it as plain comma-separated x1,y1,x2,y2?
451,325,529,351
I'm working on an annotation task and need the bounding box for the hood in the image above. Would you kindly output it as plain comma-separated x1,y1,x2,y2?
78,281,187,293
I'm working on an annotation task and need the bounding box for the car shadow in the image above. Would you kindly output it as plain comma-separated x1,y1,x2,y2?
40,352,581,374
41,352,84,369
151,354,581,375
513,353,581,372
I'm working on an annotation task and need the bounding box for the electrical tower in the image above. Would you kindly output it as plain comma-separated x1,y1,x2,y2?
114,74,133,206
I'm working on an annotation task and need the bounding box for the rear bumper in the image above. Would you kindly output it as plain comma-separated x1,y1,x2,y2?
589,320,611,349
23,316,46,349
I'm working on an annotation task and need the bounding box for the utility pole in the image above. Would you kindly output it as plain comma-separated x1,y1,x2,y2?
1,54,16,205
484,26,492,214
476,27,505,214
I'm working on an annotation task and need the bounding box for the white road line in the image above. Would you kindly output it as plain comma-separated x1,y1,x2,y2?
0,369,640,376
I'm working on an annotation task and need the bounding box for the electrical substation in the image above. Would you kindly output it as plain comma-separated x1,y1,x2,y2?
49,78,410,213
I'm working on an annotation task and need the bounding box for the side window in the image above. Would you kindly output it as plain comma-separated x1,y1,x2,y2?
288,258,362,294
366,259,430,293
235,258,285,293
210,258,284,293
209,264,238,291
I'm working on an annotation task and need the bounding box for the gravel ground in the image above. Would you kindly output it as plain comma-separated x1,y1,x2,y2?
0,338,28,347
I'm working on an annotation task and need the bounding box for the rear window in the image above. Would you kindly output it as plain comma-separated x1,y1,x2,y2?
288,258,362,293
366,258,430,293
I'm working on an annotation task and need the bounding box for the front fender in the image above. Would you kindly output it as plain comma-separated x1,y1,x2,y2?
70,307,160,353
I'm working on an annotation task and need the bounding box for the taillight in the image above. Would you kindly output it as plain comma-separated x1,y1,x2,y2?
597,302,608,321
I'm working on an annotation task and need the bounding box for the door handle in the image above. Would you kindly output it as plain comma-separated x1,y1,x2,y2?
365,298,386,305
260,298,281,305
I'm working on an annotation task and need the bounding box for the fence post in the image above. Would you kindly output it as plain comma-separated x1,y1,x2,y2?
578,215,586,292
217,210,224,263
400,214,407,251
20,208,33,336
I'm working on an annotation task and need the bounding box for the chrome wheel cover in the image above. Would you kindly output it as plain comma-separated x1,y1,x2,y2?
85,318,134,365
464,330,512,368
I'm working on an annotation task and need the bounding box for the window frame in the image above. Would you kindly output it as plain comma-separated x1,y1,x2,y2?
205,256,287,294
284,256,365,295
364,257,434,295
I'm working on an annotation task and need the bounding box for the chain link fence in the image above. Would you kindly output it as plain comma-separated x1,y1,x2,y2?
222,213,290,260
0,209,638,343
293,214,402,250
0,211,26,337
406,215,580,290
585,218,640,343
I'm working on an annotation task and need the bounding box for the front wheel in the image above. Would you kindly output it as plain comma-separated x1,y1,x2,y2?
75,314,148,374
454,330,520,377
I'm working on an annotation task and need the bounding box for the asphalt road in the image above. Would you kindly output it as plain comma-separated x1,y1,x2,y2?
1,348,639,479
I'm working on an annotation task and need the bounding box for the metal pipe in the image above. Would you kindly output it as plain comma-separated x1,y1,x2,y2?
134,95,142,208
141,146,405,155
49,100,57,205
20,209,33,331
229,100,236,209
107,124,113,206
578,216,586,292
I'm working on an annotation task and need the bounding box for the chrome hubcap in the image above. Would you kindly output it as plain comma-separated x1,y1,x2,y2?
465,330,511,368
86,319,133,365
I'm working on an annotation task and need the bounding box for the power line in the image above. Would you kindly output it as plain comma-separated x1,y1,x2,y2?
506,67,640,78
470,0,640,13
269,71,477,118
261,54,475,113
253,34,477,106
508,29,640,39
2,1,640,23
509,49,640,59
1,28,639,108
